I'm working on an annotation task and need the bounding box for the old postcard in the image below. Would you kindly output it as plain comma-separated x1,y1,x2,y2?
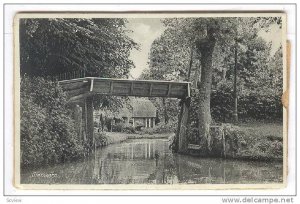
14,12,287,190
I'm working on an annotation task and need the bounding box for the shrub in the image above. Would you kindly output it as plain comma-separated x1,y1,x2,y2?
222,124,283,160
111,123,136,133
155,122,177,133
211,81,234,123
94,132,127,147
134,121,144,131
20,76,84,168
112,123,124,132
140,122,177,134
122,125,136,134
211,80,282,123
94,132,109,147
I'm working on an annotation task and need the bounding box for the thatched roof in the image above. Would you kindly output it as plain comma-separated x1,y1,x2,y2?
94,109,122,119
119,106,131,118
132,98,156,118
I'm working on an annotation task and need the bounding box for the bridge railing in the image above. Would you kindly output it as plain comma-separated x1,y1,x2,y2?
52,70,88,81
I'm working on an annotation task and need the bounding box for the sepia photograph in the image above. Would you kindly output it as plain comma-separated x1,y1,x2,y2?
14,12,287,189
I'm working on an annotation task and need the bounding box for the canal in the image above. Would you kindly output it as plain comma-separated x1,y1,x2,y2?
21,138,283,184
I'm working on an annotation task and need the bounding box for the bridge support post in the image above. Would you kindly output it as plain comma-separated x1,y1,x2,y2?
85,96,94,153
72,105,82,141
174,97,190,154
81,102,87,142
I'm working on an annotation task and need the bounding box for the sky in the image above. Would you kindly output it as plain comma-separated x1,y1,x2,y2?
125,19,282,79
126,18,165,79
258,24,282,56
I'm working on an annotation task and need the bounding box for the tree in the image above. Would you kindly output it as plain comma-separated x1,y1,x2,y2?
139,37,185,125
20,18,138,78
158,18,238,152
20,18,139,117
147,17,282,153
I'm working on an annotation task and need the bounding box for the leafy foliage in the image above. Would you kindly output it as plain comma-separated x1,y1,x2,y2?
111,123,135,133
94,132,128,147
140,122,177,135
223,124,283,160
145,17,283,124
143,17,283,153
20,18,138,78
20,18,139,112
20,76,84,167
211,39,282,121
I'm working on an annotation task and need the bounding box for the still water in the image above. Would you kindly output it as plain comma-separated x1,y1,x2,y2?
21,138,283,184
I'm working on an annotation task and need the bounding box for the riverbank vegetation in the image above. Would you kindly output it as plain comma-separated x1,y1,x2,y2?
20,76,84,168
20,18,138,168
223,123,282,161
94,132,128,147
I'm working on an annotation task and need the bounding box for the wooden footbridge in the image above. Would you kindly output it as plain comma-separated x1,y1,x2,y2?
59,77,191,153
59,77,191,101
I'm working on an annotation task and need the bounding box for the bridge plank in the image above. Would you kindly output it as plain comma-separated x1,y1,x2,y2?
167,84,172,96
130,82,134,95
110,82,114,94
59,80,89,91
149,84,153,96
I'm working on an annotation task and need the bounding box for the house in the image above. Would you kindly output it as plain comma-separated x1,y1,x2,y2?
121,98,157,128
94,98,157,130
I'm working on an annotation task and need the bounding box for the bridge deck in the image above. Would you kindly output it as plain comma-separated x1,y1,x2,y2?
59,77,191,101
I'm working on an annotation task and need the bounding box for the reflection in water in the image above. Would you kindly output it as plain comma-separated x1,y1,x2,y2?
21,139,283,184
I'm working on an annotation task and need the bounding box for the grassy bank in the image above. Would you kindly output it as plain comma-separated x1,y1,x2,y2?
186,122,283,161
127,132,174,139
94,131,174,147
238,122,282,139
223,122,283,161
95,131,173,146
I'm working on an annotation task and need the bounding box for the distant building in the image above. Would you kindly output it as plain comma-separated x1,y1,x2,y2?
94,98,157,129
121,98,157,128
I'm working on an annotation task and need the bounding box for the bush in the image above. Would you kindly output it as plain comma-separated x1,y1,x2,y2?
134,121,144,131
112,123,124,132
94,132,127,147
185,123,283,160
238,91,282,121
122,125,136,134
211,80,282,123
94,132,109,147
140,122,176,134
20,76,84,168
111,123,135,133
211,81,234,122
222,124,283,160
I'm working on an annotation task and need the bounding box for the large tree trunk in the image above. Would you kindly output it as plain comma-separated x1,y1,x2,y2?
173,27,216,154
72,104,82,140
195,34,216,152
